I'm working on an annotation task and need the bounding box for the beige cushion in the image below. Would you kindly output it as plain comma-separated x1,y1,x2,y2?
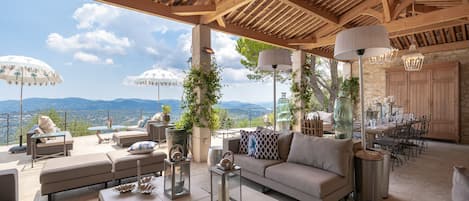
113,131,147,139
287,133,352,176
233,154,282,177
151,113,162,121
278,132,293,161
317,111,333,123
38,116,57,133
452,166,469,201
107,149,166,172
37,132,73,148
40,153,112,184
266,162,347,198
34,127,47,143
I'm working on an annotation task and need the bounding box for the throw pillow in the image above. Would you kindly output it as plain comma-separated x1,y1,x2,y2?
151,113,162,121
128,141,156,154
239,130,259,154
318,111,333,123
34,127,47,143
38,116,57,133
139,118,149,128
137,119,144,128
254,131,280,160
247,134,257,157
287,133,352,176
452,166,469,201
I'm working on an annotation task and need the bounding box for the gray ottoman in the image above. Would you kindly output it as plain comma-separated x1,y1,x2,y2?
106,150,167,180
40,153,113,200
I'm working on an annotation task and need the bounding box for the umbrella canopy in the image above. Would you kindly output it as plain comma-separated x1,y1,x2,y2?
125,68,182,105
0,55,62,153
0,55,63,85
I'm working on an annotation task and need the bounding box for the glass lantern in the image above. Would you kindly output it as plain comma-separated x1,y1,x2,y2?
164,158,191,199
210,166,242,201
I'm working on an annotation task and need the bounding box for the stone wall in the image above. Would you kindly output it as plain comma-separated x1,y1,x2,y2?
351,48,469,144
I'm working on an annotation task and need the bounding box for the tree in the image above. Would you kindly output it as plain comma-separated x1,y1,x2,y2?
235,38,340,112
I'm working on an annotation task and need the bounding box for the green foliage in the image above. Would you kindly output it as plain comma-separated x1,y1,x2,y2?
341,77,359,104
217,108,234,130
235,38,289,82
177,61,222,132
290,64,314,125
162,105,171,114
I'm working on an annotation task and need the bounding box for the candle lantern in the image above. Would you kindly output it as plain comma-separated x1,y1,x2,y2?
164,144,190,199
210,152,242,201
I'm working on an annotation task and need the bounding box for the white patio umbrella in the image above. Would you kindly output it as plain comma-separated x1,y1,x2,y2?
0,55,63,153
124,67,182,108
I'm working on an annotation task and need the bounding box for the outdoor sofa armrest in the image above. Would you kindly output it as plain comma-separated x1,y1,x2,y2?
26,125,40,155
223,137,240,154
0,168,18,201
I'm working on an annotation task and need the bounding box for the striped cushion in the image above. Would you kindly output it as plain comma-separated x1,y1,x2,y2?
127,141,156,154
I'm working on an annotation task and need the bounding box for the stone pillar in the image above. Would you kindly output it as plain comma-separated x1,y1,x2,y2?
191,24,211,162
291,50,306,132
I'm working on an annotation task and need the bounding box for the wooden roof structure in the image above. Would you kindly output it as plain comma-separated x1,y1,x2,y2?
98,0,469,59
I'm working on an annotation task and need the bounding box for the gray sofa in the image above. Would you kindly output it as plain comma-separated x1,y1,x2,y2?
224,132,354,201
0,169,18,201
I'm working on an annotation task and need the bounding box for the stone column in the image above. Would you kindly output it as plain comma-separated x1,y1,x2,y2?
191,24,211,162
291,50,306,132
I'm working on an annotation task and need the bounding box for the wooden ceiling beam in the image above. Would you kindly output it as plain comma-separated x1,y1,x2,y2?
96,0,200,24
389,21,467,38
399,40,469,54
382,0,392,22
392,0,413,20
339,0,382,26
414,4,440,13
362,8,384,23
279,0,340,26
200,0,253,24
216,17,226,27
171,5,216,16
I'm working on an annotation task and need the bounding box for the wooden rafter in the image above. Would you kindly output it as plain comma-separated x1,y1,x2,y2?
96,0,199,24
200,0,253,24
171,5,216,16
382,0,392,22
339,0,381,25
398,40,469,54
279,0,340,26
362,8,384,23
392,0,413,20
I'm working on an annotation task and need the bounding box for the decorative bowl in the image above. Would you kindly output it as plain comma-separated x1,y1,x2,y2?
114,183,135,193
138,183,155,194
139,176,153,184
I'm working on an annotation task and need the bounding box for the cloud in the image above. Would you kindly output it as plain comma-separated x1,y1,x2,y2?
73,3,120,29
222,67,250,83
145,47,158,56
73,51,100,63
46,30,131,55
104,58,114,65
177,32,192,56
212,32,242,67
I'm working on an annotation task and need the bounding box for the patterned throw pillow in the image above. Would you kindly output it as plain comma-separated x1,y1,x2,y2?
254,132,280,160
247,134,257,157
239,130,259,154
128,141,156,154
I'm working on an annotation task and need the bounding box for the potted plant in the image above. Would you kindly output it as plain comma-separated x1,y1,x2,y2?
162,105,171,125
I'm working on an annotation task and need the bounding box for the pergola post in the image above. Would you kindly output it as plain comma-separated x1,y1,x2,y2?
191,24,211,162
292,50,306,132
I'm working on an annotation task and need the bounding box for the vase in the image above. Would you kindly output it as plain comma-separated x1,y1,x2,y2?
166,127,189,157
333,94,353,139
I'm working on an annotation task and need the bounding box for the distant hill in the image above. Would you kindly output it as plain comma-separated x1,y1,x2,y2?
0,98,270,118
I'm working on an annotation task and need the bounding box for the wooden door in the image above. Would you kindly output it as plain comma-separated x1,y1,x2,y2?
386,71,408,112
408,71,431,117
428,65,459,141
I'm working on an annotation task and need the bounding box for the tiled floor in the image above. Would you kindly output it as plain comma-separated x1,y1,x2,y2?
1,135,468,201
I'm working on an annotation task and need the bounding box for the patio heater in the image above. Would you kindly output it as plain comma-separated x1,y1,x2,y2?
334,25,391,149
257,49,292,132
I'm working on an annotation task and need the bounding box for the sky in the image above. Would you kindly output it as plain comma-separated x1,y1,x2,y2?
0,0,291,103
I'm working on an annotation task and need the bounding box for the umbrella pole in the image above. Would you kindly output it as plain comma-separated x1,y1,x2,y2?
19,70,24,147
157,84,160,111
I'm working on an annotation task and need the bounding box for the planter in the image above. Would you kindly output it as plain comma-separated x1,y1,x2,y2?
165,127,189,157
163,114,170,125
333,94,353,139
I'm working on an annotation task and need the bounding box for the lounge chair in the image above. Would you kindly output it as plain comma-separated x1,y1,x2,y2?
26,125,74,159
113,120,169,147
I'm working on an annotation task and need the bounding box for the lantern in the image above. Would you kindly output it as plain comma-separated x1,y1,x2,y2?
210,152,242,201
164,145,190,199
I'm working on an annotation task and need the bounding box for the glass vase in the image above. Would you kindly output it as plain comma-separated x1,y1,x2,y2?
333,95,353,139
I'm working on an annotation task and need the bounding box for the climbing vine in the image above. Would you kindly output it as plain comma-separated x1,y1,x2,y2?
177,61,222,132
289,64,314,125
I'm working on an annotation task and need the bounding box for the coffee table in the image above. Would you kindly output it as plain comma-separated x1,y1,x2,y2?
88,125,127,144
99,175,278,201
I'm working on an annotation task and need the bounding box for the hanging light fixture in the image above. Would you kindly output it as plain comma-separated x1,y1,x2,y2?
368,46,398,64
401,0,424,71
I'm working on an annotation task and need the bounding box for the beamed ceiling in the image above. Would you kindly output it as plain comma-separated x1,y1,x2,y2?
97,0,469,59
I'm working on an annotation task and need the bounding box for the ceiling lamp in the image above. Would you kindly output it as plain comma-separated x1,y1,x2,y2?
401,0,424,71
402,44,424,71
368,47,398,64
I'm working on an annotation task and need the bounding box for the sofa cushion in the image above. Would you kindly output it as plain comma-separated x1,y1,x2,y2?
278,132,293,161
40,153,111,184
287,133,352,176
107,149,166,172
452,166,469,201
37,132,73,148
234,154,282,177
113,130,147,139
265,162,347,198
